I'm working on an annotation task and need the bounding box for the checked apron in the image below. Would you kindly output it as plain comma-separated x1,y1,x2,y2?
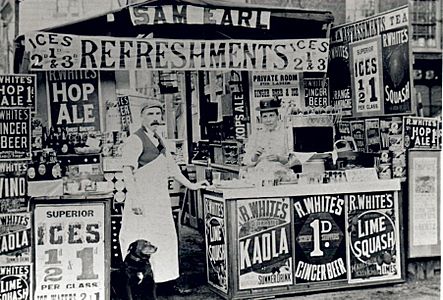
119,141,179,283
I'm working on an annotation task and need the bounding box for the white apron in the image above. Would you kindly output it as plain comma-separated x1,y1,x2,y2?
119,154,179,283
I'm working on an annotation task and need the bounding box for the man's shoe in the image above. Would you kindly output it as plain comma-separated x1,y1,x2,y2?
172,285,193,296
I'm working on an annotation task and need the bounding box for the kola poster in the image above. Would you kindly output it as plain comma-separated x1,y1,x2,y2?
237,198,292,289
0,212,31,265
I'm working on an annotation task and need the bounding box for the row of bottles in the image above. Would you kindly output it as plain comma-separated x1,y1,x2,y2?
42,126,88,155
27,149,64,181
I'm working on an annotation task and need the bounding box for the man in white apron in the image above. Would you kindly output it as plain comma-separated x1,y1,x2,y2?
119,100,207,295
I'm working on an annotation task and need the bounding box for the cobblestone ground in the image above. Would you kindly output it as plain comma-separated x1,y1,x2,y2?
158,226,441,300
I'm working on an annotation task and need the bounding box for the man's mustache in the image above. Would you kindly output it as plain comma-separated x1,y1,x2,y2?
150,121,162,126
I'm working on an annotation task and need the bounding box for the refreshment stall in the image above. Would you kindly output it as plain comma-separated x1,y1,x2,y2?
3,1,439,300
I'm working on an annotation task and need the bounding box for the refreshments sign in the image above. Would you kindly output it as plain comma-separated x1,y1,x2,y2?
25,32,329,73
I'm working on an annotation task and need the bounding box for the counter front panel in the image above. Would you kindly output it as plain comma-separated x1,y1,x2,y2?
203,181,404,299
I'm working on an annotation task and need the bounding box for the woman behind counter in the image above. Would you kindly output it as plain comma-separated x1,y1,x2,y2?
242,97,293,182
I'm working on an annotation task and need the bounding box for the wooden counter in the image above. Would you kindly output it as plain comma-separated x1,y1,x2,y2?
202,179,405,299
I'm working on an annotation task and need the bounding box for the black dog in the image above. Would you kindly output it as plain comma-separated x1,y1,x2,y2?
122,239,158,300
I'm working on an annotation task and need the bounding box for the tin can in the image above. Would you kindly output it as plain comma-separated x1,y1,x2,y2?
380,150,391,163
378,163,392,179
392,165,406,178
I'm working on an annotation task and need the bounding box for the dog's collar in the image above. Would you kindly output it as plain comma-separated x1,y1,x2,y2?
126,253,148,262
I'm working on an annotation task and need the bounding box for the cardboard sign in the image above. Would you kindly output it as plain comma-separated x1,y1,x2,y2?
350,38,383,116
403,116,440,149
350,120,366,152
117,95,132,131
0,75,36,111
34,203,106,299
330,6,412,116
237,198,292,289
0,212,31,265
365,118,381,153
293,195,347,283
204,195,228,293
346,191,401,283
130,5,271,29
304,78,329,108
382,27,411,114
46,70,101,133
0,160,27,192
0,264,31,300
251,72,300,130
0,108,31,161
329,44,352,116
25,32,329,72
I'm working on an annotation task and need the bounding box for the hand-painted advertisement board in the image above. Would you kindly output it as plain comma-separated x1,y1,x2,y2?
0,75,36,111
237,198,292,289
330,6,411,116
403,116,440,150
0,264,31,300
129,4,271,29
205,195,228,293
25,32,329,73
293,194,347,283
0,212,31,265
0,108,31,161
346,191,401,283
34,203,107,300
350,38,383,116
46,70,101,134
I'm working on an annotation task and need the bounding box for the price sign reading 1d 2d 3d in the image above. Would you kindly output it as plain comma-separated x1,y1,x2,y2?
293,195,347,284
0,75,36,111
351,38,383,117
33,203,106,300
237,198,292,290
346,192,401,283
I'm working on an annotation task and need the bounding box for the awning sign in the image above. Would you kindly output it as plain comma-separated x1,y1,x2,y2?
130,5,271,29
25,32,329,72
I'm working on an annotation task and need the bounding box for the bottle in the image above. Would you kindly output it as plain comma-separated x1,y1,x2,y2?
205,158,213,185
37,154,47,180
48,126,55,150
42,127,48,149
59,127,69,155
